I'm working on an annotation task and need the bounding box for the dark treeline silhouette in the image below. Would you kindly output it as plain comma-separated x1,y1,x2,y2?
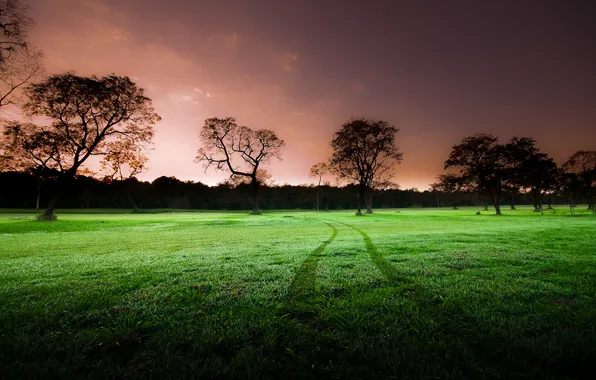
0,171,573,211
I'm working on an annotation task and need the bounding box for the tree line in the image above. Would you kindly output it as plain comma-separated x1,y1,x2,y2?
0,0,594,219
0,171,572,211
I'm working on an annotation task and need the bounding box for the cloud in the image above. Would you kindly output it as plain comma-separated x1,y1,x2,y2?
224,32,240,50
282,53,298,72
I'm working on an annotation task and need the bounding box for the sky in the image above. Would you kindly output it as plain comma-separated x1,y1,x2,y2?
20,0,596,189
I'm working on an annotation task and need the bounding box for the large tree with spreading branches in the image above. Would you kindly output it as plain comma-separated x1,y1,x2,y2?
328,117,402,215
0,73,160,219
444,134,509,215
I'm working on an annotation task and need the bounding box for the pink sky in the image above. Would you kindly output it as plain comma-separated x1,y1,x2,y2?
21,0,596,190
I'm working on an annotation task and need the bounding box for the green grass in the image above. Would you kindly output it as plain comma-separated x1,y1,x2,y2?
1,207,595,379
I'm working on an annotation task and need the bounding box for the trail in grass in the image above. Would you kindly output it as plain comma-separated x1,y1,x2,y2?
286,221,338,304
337,221,411,284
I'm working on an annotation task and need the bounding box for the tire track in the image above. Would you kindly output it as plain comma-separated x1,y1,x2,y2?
286,221,338,303
336,221,410,284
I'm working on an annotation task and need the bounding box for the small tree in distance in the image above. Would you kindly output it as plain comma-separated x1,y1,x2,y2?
100,140,151,210
434,173,463,209
196,117,285,215
328,117,402,216
309,162,329,211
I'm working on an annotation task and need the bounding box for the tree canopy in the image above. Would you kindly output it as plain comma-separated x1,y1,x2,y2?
196,117,285,214
563,150,596,211
329,117,402,215
506,137,558,210
0,73,160,218
444,134,510,214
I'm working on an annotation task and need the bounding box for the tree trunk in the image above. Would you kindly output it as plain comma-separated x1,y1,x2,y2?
529,190,540,211
489,192,502,215
40,196,58,221
510,194,516,210
316,190,320,211
251,179,260,214
36,177,42,211
436,193,440,208
365,189,373,214
535,192,543,211
547,193,553,209
356,185,365,216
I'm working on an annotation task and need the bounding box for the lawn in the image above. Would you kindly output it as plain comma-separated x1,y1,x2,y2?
1,207,595,379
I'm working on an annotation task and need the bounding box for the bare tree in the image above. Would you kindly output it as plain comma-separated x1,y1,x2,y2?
329,117,402,215
196,117,285,214
0,0,43,108
309,161,329,211
0,73,161,219
100,139,151,210
101,140,149,182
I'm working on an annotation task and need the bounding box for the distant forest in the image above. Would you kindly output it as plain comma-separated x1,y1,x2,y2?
0,171,569,211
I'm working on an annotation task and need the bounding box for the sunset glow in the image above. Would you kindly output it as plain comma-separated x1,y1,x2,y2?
25,0,596,189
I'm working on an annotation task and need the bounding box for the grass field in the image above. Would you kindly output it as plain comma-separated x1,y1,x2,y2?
1,207,595,379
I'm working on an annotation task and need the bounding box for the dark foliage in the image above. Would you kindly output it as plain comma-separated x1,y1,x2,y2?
0,171,570,211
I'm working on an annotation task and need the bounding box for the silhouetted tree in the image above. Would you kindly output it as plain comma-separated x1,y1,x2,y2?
506,137,558,211
558,172,583,215
563,151,596,212
196,117,285,214
444,134,510,215
435,173,463,209
309,162,329,211
100,139,150,210
0,0,43,108
0,73,160,219
429,182,441,207
329,118,402,215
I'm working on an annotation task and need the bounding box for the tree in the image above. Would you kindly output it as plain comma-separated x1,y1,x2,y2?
563,151,596,212
444,134,509,215
0,73,160,219
329,118,402,215
506,137,558,211
309,161,329,211
429,182,442,207
0,0,43,108
558,171,583,215
196,117,285,215
434,173,464,209
100,139,151,210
